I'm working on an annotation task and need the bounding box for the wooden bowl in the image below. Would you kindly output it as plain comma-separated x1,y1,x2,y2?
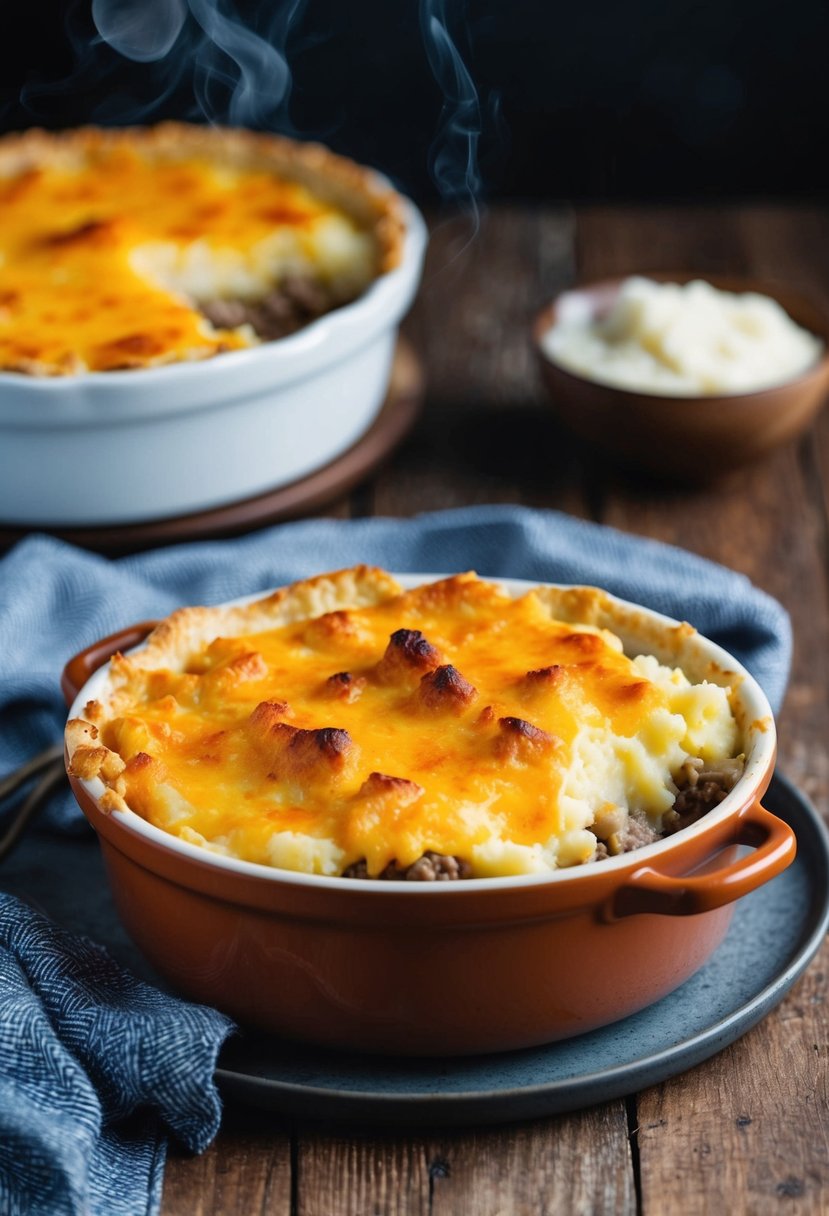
533,274,829,478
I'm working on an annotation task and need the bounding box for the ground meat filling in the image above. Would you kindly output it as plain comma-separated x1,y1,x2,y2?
591,755,745,861
669,756,745,828
342,756,746,878
343,852,473,882
200,275,353,342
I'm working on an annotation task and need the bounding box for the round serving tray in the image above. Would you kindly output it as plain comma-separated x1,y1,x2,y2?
1,772,826,1126
0,339,423,555
212,773,829,1123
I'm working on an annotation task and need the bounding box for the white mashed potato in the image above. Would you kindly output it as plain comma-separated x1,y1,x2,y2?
131,215,377,307
468,651,741,876
543,276,822,396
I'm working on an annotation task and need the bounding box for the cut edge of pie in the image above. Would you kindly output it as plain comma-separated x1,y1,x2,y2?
0,124,408,376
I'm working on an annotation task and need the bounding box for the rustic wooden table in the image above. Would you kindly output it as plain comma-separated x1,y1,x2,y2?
161,204,829,1215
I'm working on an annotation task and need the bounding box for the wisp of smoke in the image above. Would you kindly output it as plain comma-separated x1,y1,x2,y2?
91,0,188,62
420,0,481,208
419,0,497,264
21,0,500,234
22,0,304,132
188,0,302,128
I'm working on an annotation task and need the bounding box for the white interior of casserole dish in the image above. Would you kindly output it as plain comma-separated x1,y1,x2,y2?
66,574,777,892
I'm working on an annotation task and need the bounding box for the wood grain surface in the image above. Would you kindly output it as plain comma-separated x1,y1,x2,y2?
161,204,829,1216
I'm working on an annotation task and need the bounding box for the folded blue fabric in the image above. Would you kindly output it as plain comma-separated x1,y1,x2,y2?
0,504,792,1215
0,895,233,1216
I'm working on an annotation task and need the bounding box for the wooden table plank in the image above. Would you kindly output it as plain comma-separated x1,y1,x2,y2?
296,1133,431,1216
381,207,593,520
425,1110,636,1216
631,973,829,1215
295,1107,636,1216
576,203,829,1214
573,203,751,278
161,1109,292,1216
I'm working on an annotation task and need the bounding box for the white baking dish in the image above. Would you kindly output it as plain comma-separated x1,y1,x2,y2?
0,198,427,527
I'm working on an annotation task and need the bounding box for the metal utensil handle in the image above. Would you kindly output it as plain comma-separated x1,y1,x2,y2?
0,758,67,864
0,741,64,803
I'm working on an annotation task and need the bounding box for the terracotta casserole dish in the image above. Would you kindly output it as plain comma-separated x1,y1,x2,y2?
62,576,794,1056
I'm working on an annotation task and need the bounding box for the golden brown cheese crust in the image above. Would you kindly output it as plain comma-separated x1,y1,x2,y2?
0,124,405,376
66,568,742,878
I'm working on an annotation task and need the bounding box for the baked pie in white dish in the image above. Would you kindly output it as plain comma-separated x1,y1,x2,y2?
0,124,427,526
0,123,404,375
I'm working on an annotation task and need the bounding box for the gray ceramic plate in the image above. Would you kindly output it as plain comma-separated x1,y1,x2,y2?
1,773,826,1126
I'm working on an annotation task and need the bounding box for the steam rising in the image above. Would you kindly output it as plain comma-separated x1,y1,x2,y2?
420,0,482,206
188,0,301,127
21,0,496,208
91,0,188,63
24,0,303,131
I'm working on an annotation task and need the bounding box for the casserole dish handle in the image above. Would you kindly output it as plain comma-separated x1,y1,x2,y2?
611,801,796,918
62,622,158,708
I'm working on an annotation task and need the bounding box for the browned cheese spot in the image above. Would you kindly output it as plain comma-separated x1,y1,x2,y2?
203,650,267,693
519,665,567,703
523,664,564,686
225,651,268,680
559,631,604,656
303,610,362,648
614,678,652,703
375,628,441,686
299,726,354,763
324,671,367,703
38,218,116,248
125,750,156,774
494,716,558,763
120,750,168,791
357,770,424,806
418,663,478,713
256,722,357,784
248,700,292,738
197,728,228,765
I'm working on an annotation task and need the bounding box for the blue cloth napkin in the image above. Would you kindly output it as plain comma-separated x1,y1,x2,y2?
0,504,791,1215
0,897,233,1216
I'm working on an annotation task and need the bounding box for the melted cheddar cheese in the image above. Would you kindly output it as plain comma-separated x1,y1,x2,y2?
0,128,393,374
68,571,741,878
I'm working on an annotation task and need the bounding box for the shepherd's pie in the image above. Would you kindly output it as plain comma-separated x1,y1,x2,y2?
66,568,744,879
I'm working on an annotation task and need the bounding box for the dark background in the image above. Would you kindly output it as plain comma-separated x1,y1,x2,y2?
1,0,826,204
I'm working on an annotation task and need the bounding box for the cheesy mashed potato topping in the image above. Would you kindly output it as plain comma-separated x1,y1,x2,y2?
544,276,822,396
67,570,742,879
0,126,399,374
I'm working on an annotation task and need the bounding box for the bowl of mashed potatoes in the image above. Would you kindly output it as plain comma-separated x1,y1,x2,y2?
62,569,793,1055
534,274,829,477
